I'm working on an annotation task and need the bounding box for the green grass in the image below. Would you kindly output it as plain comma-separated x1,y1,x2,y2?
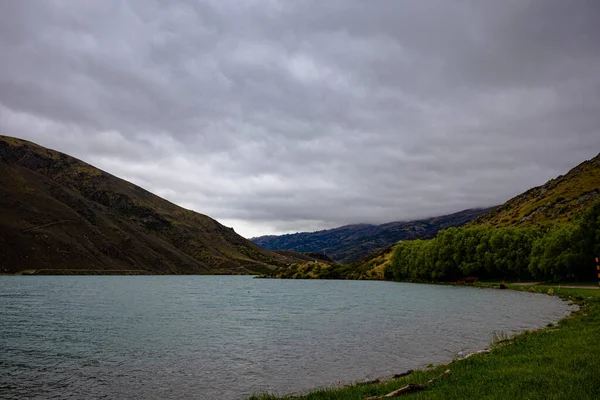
250,284,600,400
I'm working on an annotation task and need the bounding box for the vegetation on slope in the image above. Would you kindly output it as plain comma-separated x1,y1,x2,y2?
252,208,495,264
0,135,306,274
269,246,394,280
389,200,600,283
472,152,600,227
251,285,600,400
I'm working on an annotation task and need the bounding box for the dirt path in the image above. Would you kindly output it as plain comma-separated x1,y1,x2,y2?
512,282,542,286
554,285,599,289
22,220,74,233
511,282,598,290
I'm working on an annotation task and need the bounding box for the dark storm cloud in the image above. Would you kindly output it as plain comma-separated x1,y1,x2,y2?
1,0,599,237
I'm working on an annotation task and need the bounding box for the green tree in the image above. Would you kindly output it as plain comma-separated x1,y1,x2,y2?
529,224,581,281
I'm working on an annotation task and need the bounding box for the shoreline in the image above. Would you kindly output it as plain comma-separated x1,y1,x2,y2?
249,282,597,400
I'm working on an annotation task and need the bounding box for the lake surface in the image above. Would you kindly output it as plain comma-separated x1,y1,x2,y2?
0,276,575,400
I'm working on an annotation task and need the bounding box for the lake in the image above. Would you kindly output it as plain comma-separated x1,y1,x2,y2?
0,276,574,399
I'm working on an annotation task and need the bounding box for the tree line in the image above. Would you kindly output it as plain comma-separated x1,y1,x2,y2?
387,200,600,282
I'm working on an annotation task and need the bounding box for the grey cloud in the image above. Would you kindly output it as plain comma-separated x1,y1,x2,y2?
1,0,599,238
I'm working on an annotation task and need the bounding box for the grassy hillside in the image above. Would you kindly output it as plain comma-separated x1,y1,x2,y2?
0,135,305,275
386,152,600,283
252,208,495,264
472,153,600,227
268,246,394,280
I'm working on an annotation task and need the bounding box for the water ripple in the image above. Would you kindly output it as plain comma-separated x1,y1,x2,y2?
0,276,575,400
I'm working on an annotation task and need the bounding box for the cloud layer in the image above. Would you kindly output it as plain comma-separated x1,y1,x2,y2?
1,0,599,237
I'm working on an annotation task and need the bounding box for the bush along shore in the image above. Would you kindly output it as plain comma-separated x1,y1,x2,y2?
388,200,600,283
249,283,600,400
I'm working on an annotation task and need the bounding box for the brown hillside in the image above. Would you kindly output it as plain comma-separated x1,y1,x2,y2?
0,135,303,274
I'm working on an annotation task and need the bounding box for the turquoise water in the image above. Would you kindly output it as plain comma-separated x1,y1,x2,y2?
0,276,574,399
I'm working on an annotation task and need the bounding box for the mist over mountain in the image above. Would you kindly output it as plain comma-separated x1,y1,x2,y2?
252,208,495,263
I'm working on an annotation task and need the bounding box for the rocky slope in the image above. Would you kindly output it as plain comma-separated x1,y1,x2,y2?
0,135,306,275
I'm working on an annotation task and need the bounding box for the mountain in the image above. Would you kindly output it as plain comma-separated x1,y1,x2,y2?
0,135,307,275
471,153,600,227
251,207,495,264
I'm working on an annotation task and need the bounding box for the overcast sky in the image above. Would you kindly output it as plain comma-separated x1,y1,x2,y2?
1,1,599,238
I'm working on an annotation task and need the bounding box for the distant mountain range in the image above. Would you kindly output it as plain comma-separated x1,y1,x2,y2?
471,152,600,227
251,207,496,264
0,135,309,275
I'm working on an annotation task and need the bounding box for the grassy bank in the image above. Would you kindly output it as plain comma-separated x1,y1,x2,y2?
250,284,600,400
